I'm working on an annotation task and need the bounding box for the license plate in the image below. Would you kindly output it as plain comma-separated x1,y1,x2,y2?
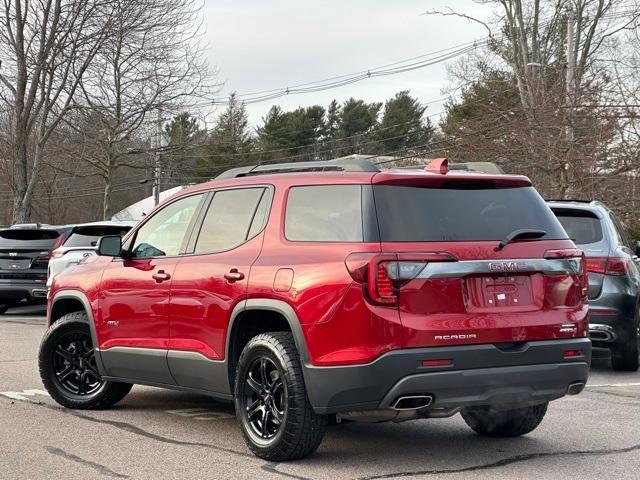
0,259,30,270
465,275,540,312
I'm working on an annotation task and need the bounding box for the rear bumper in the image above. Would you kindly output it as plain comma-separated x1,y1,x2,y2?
0,281,48,303
304,338,592,414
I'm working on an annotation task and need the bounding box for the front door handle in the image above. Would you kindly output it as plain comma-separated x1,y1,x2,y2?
224,268,245,283
152,270,171,283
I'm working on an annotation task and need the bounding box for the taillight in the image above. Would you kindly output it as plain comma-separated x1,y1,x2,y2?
345,252,456,306
585,257,628,276
604,257,629,275
545,249,587,298
50,250,65,259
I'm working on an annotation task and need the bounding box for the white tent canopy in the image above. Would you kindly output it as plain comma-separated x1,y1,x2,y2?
111,186,186,221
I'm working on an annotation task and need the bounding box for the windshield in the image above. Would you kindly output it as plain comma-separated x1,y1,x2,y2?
373,185,567,242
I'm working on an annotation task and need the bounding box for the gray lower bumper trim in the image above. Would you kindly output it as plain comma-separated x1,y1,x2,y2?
379,362,589,410
304,338,592,414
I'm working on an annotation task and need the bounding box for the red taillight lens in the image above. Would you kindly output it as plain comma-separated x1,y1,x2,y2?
605,257,628,275
376,262,396,299
345,252,456,306
52,234,65,250
545,249,587,298
585,257,628,276
585,257,607,274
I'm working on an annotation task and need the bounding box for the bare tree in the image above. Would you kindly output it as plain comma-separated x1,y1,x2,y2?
0,0,116,222
432,0,640,196
73,0,215,219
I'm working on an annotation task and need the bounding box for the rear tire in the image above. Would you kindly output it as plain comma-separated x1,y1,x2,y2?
234,332,327,461
461,403,548,437
39,312,132,409
611,338,639,372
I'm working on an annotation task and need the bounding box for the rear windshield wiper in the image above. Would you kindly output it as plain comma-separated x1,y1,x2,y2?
495,229,547,251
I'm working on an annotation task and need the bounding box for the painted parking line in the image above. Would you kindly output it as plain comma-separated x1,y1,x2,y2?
586,382,640,388
0,389,50,401
164,408,234,421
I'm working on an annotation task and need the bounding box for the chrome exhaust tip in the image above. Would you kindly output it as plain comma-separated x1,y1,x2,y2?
31,289,48,298
567,382,585,395
391,395,433,411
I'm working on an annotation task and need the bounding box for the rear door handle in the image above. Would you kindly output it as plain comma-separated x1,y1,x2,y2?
152,270,171,283
224,268,245,283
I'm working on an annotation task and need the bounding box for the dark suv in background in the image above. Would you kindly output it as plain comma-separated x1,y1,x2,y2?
0,224,70,314
548,200,640,371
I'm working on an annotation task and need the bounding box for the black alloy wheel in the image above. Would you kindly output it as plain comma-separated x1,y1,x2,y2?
51,330,104,396
241,356,286,440
39,312,132,409
233,332,326,460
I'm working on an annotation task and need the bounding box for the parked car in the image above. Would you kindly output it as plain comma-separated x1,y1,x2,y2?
0,225,71,314
548,200,640,371
47,222,136,288
40,158,591,461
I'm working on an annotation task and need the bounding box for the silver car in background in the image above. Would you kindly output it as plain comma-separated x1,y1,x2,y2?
47,221,135,288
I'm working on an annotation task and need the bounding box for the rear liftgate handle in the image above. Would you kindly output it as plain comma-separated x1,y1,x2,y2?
152,270,171,283
224,268,245,283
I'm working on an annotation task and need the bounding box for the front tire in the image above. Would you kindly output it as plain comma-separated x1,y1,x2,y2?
461,403,548,437
39,312,132,409
234,332,327,461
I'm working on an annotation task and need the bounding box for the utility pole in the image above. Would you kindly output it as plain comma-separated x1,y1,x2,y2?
152,110,162,206
566,8,576,146
563,8,577,198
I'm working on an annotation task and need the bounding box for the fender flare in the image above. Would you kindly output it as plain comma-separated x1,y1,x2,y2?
49,290,107,375
226,298,310,364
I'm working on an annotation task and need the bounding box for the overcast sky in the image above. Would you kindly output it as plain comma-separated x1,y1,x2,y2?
202,1,493,127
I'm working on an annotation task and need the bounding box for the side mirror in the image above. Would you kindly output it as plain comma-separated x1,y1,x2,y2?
97,235,122,257
635,241,640,257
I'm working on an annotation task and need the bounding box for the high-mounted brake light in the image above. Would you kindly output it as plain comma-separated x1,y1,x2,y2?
425,157,449,174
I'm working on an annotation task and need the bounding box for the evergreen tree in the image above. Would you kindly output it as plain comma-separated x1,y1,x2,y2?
372,91,434,155
205,93,254,173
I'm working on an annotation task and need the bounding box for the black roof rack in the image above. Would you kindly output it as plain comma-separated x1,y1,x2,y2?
215,158,380,180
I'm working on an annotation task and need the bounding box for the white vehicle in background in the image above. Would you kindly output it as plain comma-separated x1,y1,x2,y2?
47,221,136,288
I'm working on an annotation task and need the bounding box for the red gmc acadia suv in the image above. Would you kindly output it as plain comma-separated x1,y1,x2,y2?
39,158,592,461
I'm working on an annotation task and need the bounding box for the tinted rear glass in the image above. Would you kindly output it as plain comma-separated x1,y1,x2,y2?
553,210,603,245
374,185,567,242
64,226,132,248
0,229,60,249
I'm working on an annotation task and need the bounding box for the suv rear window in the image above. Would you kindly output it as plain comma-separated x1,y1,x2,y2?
0,229,60,249
553,209,603,245
285,185,363,241
64,226,131,248
374,185,567,242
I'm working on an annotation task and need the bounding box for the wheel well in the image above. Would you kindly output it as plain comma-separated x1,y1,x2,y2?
227,309,292,391
50,298,86,324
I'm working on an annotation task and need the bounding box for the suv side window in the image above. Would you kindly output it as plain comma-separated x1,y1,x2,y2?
285,185,363,242
609,212,631,248
130,194,203,258
194,187,267,254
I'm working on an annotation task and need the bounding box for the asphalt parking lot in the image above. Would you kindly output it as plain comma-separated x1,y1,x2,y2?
1,308,639,480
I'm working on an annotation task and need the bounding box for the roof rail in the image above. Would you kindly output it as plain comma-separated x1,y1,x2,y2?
215,158,379,180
